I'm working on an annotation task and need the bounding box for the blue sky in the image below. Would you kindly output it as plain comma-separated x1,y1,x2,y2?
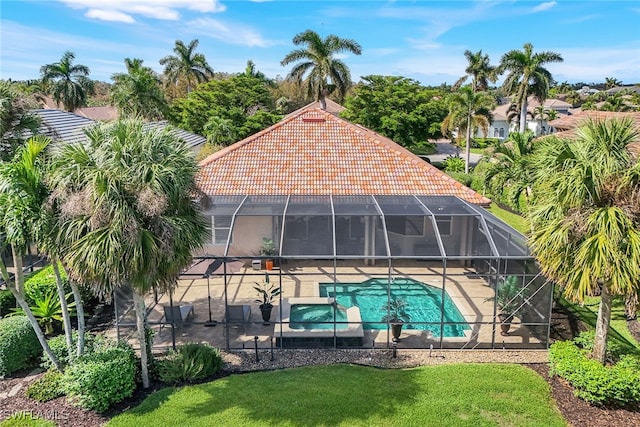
2,0,639,86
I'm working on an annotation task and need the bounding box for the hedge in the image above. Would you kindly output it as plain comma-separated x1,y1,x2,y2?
63,344,138,412
549,336,640,407
0,316,42,378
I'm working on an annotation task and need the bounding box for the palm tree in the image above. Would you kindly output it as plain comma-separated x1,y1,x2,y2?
111,58,167,120
160,39,214,96
40,51,93,112
203,116,236,145
484,131,537,209
453,50,498,93
605,77,622,89
48,119,207,387
0,81,41,161
281,29,362,108
527,118,640,364
499,43,563,133
0,137,63,371
601,93,632,112
441,86,494,173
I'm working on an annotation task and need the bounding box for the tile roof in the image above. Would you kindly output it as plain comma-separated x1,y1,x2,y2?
546,111,640,157
549,110,640,131
197,105,490,205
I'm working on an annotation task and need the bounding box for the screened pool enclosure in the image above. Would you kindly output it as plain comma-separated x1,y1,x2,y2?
114,195,553,351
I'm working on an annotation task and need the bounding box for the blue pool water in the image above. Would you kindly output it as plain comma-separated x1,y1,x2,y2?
319,278,470,337
289,304,348,330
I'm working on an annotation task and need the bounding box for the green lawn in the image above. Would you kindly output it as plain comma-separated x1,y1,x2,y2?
108,364,566,427
488,203,529,235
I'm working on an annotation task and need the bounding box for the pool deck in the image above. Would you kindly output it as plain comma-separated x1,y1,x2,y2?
108,260,545,351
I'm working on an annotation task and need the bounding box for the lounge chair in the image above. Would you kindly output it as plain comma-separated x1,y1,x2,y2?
160,304,194,335
226,304,252,334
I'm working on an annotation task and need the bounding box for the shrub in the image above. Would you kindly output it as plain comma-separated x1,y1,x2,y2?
23,264,95,307
572,330,631,361
159,342,223,384
446,172,472,187
443,155,466,173
0,289,16,317
549,339,640,406
0,316,42,378
25,369,64,402
410,141,438,155
63,344,137,412
40,332,108,370
472,138,499,149
23,265,69,305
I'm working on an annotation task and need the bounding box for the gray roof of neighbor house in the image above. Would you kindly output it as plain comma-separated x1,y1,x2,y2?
32,109,206,149
34,109,95,145
142,121,207,149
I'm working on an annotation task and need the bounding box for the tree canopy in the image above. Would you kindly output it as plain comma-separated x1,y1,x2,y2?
169,74,282,142
341,75,448,148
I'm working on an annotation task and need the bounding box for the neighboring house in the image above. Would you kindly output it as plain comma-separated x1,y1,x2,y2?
482,97,573,140
32,109,206,153
39,96,118,121
548,110,640,157
605,85,640,95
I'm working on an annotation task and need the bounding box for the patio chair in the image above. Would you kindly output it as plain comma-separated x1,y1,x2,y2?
225,304,252,334
160,304,195,336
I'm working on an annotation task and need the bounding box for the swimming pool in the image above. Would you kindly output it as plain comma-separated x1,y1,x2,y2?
319,278,470,337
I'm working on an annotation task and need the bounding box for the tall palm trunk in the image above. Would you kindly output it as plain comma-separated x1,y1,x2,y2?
52,259,73,361
62,264,86,357
593,282,612,363
4,246,62,371
465,113,472,174
133,290,150,388
519,99,528,133
69,280,85,357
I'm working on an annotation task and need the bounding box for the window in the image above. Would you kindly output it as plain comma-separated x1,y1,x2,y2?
212,216,232,245
336,216,365,239
435,216,452,236
386,216,424,236
493,128,498,137
285,216,308,239
499,128,505,138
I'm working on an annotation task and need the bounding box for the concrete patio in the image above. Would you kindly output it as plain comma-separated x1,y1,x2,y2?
111,260,548,352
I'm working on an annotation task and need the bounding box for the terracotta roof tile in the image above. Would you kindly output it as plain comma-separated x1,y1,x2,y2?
197,105,490,205
546,111,640,157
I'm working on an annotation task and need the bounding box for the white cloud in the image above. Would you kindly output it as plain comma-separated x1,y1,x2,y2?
0,20,168,81
57,0,226,22
186,18,276,48
532,2,557,13
85,9,135,23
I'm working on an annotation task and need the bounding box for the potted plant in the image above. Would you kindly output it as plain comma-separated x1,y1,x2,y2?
260,237,278,270
486,276,526,336
382,297,410,342
253,273,281,324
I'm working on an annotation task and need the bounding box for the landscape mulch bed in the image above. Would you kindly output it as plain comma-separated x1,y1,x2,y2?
2,316,640,426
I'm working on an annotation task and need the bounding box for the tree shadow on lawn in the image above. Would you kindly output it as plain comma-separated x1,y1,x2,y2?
115,364,423,426
188,364,422,425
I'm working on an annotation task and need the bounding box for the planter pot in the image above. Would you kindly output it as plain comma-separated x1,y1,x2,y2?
260,304,273,324
391,322,404,342
265,259,273,271
498,313,512,336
